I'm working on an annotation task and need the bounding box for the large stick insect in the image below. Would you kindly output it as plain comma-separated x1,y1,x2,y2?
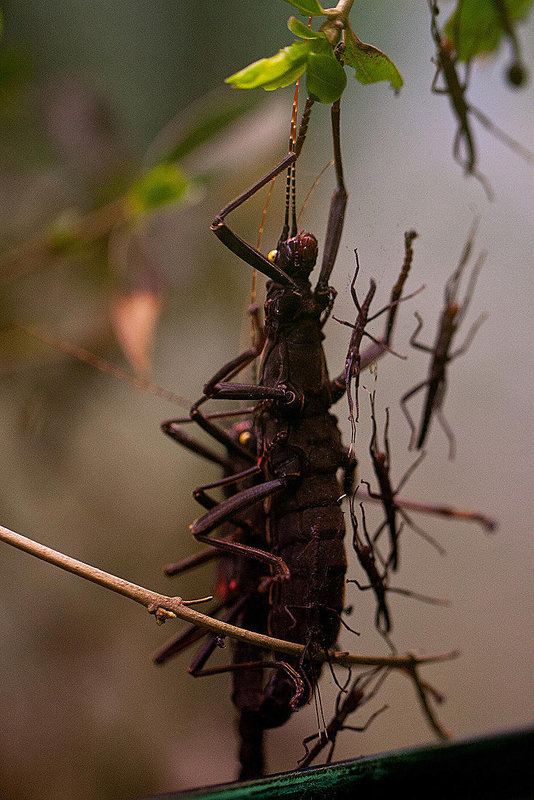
401,220,487,459
153,91,423,776
428,0,532,198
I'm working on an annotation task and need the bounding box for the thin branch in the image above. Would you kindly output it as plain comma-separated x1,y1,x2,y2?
0,523,457,672
16,324,191,410
0,198,127,288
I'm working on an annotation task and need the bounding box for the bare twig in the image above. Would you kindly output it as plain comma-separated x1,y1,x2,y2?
0,523,457,676
0,198,127,288
16,324,191,410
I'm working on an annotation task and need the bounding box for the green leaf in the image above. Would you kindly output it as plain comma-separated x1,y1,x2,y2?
343,24,403,90
226,40,310,91
127,164,190,216
283,0,326,16
444,0,534,61
261,61,309,91
306,49,347,103
288,16,327,39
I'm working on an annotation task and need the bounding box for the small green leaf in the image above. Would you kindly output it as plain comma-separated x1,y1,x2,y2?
262,61,309,91
306,50,347,103
444,0,534,61
288,16,327,39
127,164,190,216
226,40,310,91
344,24,403,90
283,0,326,16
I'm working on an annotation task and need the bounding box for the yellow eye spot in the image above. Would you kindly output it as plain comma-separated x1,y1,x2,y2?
239,431,253,446
268,249,277,262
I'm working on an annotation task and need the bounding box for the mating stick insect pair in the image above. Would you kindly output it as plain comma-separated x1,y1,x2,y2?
149,81,493,775
154,93,426,777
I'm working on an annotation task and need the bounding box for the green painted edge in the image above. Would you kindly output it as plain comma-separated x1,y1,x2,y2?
143,726,534,799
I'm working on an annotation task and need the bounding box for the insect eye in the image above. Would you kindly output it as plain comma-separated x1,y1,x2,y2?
268,249,278,262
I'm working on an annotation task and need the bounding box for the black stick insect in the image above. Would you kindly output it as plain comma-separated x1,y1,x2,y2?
348,495,449,647
428,0,533,199
298,667,389,769
363,388,445,573
331,231,423,454
152,87,425,776
401,220,487,459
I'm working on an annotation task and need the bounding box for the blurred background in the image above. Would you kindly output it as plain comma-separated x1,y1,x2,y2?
0,1,532,798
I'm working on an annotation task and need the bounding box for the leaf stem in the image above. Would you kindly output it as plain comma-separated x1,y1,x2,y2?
321,0,355,44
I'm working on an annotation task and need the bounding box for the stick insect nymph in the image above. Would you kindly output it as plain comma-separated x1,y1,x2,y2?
401,220,487,459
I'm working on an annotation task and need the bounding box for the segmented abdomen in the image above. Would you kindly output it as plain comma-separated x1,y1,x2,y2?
259,411,346,680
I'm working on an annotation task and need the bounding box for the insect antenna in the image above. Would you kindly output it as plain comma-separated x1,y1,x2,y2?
470,105,534,162
279,80,301,246
322,651,353,708
297,159,335,227
337,615,361,637
445,217,479,303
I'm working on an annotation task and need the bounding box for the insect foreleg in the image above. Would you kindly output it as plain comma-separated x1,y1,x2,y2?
397,508,446,556
200,331,265,404
211,98,315,287
435,402,456,460
449,312,487,360
409,311,433,352
315,99,348,294
400,378,432,450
